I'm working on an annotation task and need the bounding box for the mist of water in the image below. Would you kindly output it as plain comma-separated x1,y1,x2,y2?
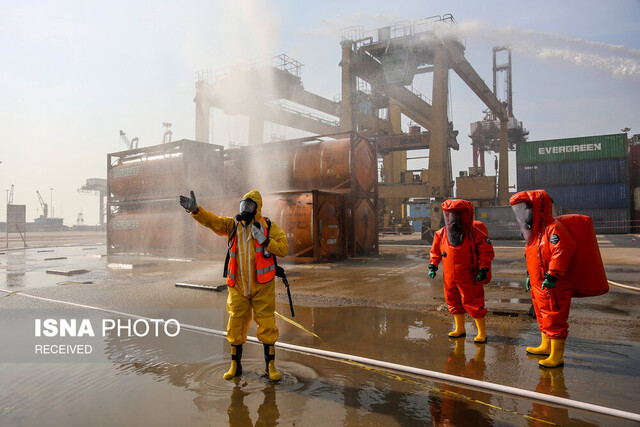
447,21,640,81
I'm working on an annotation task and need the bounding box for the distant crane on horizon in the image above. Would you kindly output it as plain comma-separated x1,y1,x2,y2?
36,190,48,218
119,130,139,150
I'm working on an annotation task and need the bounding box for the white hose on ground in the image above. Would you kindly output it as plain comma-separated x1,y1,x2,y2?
607,280,640,292
3,289,640,422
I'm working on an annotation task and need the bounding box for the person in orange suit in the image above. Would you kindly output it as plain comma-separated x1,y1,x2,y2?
510,190,576,368
429,199,495,343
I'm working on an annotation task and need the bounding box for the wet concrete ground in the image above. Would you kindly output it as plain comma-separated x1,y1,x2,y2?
0,232,639,425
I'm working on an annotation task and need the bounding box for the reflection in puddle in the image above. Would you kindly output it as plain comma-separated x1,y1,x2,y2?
0,302,637,425
1,271,63,288
406,321,432,341
488,298,531,304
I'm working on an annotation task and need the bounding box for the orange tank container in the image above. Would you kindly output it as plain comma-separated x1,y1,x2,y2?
232,135,377,194
353,197,378,254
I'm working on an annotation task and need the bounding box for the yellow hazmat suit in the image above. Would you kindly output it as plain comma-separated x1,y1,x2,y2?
191,190,289,346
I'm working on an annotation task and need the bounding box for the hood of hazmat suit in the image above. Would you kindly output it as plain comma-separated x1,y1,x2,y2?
442,199,474,247
509,190,553,247
237,190,262,225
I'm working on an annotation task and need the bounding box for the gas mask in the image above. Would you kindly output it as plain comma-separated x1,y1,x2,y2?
444,211,465,246
511,202,534,244
236,199,257,225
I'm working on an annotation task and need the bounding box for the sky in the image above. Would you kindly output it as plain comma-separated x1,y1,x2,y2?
1,0,639,225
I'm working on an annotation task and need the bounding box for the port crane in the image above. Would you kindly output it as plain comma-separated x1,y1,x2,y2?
119,130,139,150
36,190,48,218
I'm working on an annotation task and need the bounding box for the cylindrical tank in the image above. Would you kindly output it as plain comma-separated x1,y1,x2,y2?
108,140,223,201
235,137,376,194
109,156,185,199
353,197,377,253
267,194,342,259
352,137,376,192
291,143,324,189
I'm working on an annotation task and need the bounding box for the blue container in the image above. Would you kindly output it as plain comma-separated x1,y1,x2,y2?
409,204,428,233
517,158,628,188
566,208,630,234
517,183,631,209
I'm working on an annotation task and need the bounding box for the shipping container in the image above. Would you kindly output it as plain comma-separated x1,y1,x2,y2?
517,158,628,188
566,208,630,234
634,187,640,211
516,183,631,209
632,209,640,233
630,144,640,187
409,203,428,232
517,133,627,164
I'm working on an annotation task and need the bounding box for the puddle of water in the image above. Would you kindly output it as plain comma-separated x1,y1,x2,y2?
0,271,69,289
494,281,526,289
0,298,637,425
108,263,134,270
488,298,531,304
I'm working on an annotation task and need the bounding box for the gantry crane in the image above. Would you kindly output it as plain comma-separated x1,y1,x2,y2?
36,190,48,218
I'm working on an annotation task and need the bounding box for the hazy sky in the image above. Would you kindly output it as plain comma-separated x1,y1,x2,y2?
1,0,639,225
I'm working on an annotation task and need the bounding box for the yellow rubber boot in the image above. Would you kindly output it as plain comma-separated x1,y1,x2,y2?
263,344,281,381
448,314,466,338
473,317,487,343
223,344,243,380
526,332,551,355
539,339,566,368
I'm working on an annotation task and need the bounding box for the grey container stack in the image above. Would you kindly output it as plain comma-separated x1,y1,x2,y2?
629,141,640,232
516,133,630,233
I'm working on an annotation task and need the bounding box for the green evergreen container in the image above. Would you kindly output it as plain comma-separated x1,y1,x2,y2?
517,133,627,164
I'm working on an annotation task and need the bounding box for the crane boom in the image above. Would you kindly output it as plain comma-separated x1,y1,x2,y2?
36,190,48,218
119,130,139,150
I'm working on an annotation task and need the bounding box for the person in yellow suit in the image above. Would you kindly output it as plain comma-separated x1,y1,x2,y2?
179,189,289,381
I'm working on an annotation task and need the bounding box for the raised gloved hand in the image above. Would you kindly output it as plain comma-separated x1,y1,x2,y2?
179,190,198,213
428,264,438,279
251,222,267,245
542,273,557,290
525,275,531,291
476,268,489,283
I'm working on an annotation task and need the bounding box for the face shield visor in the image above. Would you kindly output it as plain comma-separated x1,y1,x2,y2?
236,199,257,224
511,202,534,244
444,211,465,246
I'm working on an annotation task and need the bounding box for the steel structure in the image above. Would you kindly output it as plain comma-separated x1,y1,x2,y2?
78,178,107,226
469,46,528,173
340,16,511,237
194,54,343,145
